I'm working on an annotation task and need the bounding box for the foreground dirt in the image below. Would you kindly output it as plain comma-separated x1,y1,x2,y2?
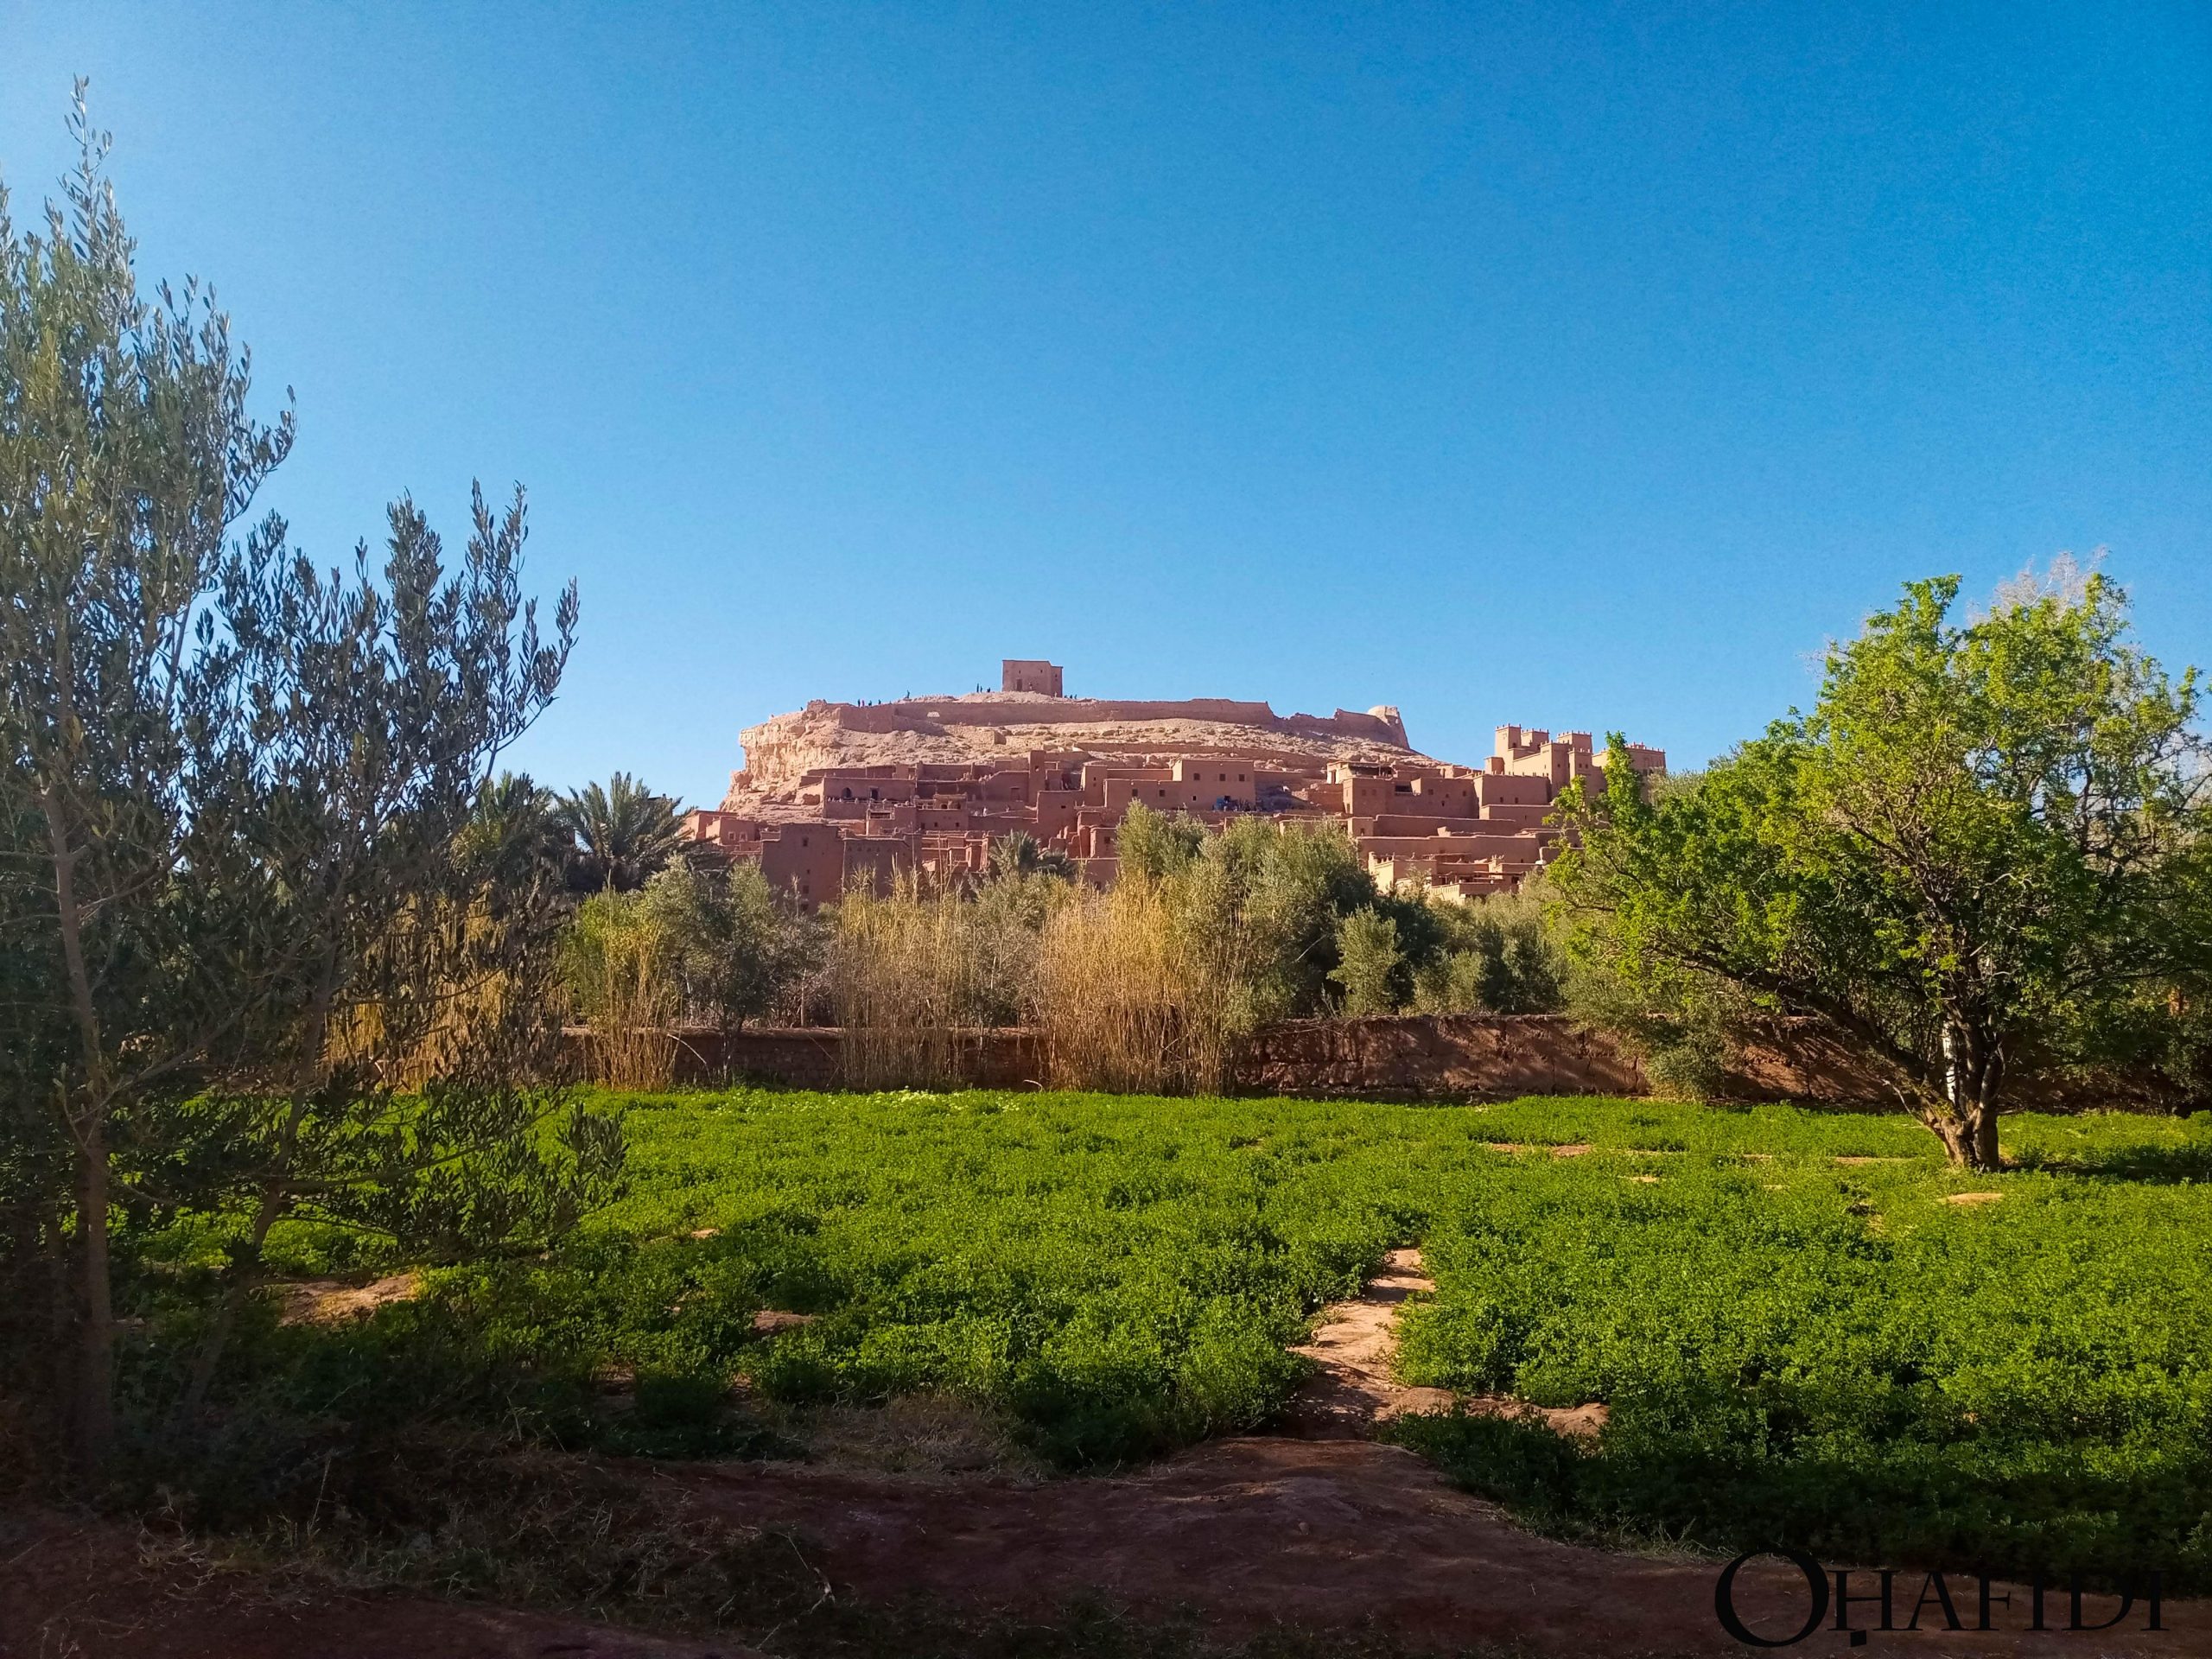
8,1447,2202,1658
672,1433,2201,1656
0,1514,756,1659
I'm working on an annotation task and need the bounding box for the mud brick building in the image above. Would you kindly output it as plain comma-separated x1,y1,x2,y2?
682,661,1664,908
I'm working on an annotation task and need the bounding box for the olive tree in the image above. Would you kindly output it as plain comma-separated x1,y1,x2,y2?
0,92,616,1476
1551,567,2209,1168
0,92,296,1470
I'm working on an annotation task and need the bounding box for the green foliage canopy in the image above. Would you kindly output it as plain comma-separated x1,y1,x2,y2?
1551,569,2211,1166
0,92,616,1474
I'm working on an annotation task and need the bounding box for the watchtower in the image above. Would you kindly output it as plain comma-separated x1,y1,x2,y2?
1001,659,1065,696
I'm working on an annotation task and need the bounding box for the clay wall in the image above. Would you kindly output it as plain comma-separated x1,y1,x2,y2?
1236,1015,1648,1099
563,1015,2199,1112
1408,775,1478,817
1173,759,1258,805
1034,793,1082,841
1475,772,1552,810
682,809,764,849
758,826,846,909
1105,774,1197,812
1477,803,1551,829
1365,814,1474,837
1357,832,1552,861
842,836,912,894
821,775,916,804
1340,776,1397,816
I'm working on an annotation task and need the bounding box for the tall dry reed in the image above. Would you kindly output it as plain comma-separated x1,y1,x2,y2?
830,874,1048,1088
563,890,678,1089
1034,881,1184,1092
1034,873,1270,1094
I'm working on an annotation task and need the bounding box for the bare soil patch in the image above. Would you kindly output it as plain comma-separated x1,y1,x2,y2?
670,1437,2187,1656
7,1446,2196,1657
750,1309,817,1334
779,1393,1049,1481
272,1273,422,1327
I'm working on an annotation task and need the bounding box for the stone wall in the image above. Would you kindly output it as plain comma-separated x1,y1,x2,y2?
563,1016,1640,1098
1234,1014,1648,1100
563,1026,1043,1090
562,1016,2192,1110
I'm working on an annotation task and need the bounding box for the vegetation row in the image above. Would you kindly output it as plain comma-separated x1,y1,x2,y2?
124,1089,2212,1595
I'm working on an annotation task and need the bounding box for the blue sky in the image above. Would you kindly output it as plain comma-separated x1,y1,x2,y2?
3,3,2206,803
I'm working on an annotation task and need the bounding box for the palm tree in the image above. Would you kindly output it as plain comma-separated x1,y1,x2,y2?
556,772,684,891
462,772,565,878
988,830,1076,883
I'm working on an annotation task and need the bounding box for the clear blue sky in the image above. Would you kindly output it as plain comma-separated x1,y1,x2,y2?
4,3,2207,803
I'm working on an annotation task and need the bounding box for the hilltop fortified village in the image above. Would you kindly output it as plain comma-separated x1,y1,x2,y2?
682,661,1665,906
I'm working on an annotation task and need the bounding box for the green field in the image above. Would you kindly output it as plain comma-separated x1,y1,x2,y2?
153,1090,2212,1592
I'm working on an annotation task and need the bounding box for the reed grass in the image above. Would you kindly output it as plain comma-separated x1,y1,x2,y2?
562,890,678,1089
830,874,1049,1088
1035,871,1272,1094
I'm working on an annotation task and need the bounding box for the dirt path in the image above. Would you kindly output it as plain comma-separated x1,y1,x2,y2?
1282,1246,1457,1434
674,1428,2194,1656
1281,1246,1608,1440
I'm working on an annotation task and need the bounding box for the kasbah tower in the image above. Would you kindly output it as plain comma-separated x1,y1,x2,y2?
682,660,1666,910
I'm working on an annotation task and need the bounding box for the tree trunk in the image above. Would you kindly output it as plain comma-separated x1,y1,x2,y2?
1963,1047,2005,1172
175,1183,283,1424
181,995,330,1427
1922,1103,1975,1167
73,1118,115,1478
1969,1102,2001,1171
1934,1020,2005,1173
46,797,117,1480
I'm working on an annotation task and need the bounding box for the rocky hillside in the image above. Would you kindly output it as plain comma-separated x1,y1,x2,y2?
721,690,1436,810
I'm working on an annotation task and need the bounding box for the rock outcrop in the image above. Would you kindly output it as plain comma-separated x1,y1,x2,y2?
724,690,1429,812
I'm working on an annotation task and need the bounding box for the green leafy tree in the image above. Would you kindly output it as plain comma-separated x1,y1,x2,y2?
0,92,295,1470
1552,568,2209,1168
1114,802,1205,880
166,491,607,1422
557,771,683,891
0,93,616,1473
1113,809,1450,1021
639,859,822,1027
1411,890,1567,1015
1330,908,1404,1014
